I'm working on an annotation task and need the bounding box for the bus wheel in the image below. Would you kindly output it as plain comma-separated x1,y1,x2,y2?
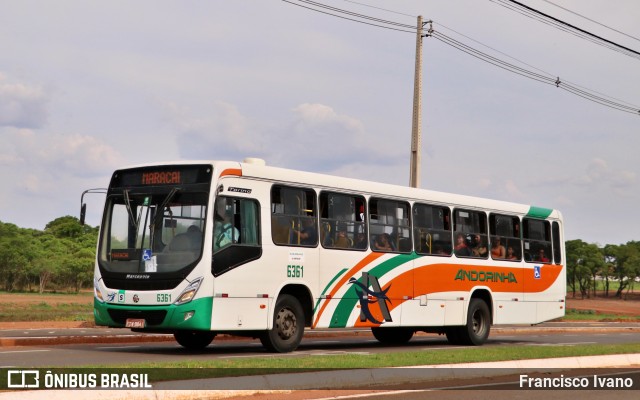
457,298,491,346
371,327,414,345
261,294,304,353
174,331,216,349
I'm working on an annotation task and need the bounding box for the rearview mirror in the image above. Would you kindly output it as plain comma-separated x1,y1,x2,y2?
80,203,87,226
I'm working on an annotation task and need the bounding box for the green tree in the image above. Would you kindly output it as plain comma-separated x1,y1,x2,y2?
1,218,98,293
602,244,618,297
614,241,640,298
45,216,84,239
565,239,603,298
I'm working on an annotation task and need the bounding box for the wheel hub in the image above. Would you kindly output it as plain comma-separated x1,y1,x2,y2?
276,307,297,340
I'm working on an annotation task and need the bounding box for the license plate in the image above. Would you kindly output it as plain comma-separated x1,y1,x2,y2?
125,318,146,328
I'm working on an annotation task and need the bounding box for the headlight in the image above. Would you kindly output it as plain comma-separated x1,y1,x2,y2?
94,278,104,303
174,277,203,305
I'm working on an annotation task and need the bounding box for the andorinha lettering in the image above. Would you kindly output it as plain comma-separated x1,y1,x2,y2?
141,171,181,185
454,269,518,283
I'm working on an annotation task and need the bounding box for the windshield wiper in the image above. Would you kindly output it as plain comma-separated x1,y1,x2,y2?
160,188,179,215
123,189,138,230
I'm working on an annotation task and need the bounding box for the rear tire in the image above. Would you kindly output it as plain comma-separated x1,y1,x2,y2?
260,294,305,353
448,298,491,346
174,331,216,349
371,327,414,345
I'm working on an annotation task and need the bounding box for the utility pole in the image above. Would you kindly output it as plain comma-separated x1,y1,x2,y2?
409,16,430,188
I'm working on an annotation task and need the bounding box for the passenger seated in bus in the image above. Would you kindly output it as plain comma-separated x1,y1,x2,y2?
334,228,351,248
372,233,393,252
454,233,471,257
506,246,518,260
433,244,449,255
353,232,367,250
293,218,317,246
472,234,487,257
536,249,550,263
491,236,506,259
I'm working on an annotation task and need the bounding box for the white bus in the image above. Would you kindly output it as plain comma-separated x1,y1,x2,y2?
86,158,566,352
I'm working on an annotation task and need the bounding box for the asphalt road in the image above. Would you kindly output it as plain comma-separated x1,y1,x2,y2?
0,322,639,368
1,323,638,399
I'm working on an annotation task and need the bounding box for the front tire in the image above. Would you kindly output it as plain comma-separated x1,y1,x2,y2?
174,331,216,349
260,294,305,353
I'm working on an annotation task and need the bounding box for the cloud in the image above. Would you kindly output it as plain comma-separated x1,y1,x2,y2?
38,133,125,177
3,127,124,178
270,103,401,171
580,158,636,190
170,101,400,172
170,100,263,161
0,74,49,129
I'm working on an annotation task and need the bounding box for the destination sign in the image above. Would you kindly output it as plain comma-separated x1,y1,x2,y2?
110,165,212,188
141,171,181,185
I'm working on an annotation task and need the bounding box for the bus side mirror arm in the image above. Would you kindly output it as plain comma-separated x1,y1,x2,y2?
80,188,107,226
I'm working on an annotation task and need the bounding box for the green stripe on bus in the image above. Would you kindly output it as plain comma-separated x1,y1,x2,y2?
526,206,553,219
313,267,349,314
328,253,420,328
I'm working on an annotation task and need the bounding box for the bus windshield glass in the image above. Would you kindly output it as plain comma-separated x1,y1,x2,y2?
98,165,212,275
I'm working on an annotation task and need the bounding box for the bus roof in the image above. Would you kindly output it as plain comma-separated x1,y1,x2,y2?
116,159,562,220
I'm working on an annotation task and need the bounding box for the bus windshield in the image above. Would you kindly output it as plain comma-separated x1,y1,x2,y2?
99,189,208,274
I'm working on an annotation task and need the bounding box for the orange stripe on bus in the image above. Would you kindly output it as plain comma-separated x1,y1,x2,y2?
312,252,384,328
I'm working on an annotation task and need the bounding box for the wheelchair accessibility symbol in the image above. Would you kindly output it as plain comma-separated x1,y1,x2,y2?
534,266,541,279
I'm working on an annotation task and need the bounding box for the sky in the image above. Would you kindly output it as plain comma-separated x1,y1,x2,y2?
0,0,638,246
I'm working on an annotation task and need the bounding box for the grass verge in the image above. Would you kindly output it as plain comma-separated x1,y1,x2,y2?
565,308,640,322
0,292,93,322
84,342,640,382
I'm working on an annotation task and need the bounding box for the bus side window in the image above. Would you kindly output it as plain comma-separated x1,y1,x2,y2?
271,185,317,247
212,196,261,276
320,192,367,251
413,203,452,256
523,218,552,263
369,198,411,253
213,196,261,253
552,221,562,264
489,214,521,261
453,209,488,259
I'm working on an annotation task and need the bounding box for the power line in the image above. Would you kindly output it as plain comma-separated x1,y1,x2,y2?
491,0,640,60
342,0,416,19
282,0,640,115
282,0,415,33
489,0,638,59
540,0,640,44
